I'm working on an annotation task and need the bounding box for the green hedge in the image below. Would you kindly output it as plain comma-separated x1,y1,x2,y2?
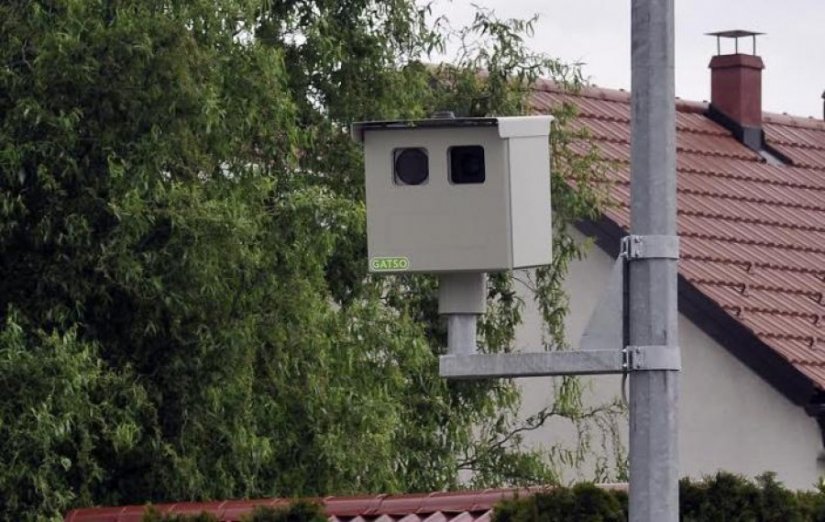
493,473,825,522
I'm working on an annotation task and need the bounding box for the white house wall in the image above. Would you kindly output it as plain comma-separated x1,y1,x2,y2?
514,230,825,489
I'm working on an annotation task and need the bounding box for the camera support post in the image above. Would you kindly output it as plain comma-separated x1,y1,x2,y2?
439,272,485,355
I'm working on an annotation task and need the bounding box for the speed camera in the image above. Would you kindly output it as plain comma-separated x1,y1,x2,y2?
352,115,553,273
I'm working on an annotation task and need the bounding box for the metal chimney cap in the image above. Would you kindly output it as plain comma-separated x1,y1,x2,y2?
707,30,765,56
706,30,765,39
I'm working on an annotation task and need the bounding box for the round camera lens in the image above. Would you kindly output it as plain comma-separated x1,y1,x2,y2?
394,148,429,185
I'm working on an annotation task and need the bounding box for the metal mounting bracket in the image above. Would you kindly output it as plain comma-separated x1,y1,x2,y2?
620,234,679,261
624,345,681,371
439,350,626,379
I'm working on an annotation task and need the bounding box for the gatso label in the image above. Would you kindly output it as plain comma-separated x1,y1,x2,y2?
370,256,410,272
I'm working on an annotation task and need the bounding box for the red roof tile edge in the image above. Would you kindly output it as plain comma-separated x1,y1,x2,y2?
64,485,628,522
533,78,706,114
534,78,825,131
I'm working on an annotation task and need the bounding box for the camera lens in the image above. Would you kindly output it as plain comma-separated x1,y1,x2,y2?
394,148,429,185
450,146,485,184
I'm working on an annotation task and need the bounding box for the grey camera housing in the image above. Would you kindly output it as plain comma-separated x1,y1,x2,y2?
352,116,553,273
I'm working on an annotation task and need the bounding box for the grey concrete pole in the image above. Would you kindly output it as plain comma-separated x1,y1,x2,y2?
629,1,679,521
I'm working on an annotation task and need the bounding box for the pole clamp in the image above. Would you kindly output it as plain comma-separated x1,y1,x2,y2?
620,235,679,260
624,345,681,371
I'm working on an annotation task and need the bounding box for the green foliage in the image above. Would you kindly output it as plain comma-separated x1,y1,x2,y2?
0,312,154,519
1,0,615,519
680,472,810,522
495,484,625,522
494,473,825,522
140,500,326,522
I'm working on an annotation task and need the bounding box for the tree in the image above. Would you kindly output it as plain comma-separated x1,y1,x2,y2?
0,1,617,519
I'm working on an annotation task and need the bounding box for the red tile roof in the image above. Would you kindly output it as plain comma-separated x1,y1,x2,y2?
532,81,825,394
63,488,563,522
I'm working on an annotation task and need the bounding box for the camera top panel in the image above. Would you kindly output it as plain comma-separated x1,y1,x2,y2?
352,117,496,143
351,116,552,143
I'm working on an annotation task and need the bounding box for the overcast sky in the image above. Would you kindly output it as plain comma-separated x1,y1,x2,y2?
429,0,825,118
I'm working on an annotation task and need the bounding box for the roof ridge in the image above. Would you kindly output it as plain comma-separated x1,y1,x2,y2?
533,79,630,103
532,79,707,114
535,79,825,129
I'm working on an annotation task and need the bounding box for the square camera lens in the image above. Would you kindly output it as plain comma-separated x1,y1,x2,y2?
449,146,485,184
393,148,429,185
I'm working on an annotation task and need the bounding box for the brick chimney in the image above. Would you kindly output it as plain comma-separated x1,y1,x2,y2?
707,30,765,151
710,54,764,126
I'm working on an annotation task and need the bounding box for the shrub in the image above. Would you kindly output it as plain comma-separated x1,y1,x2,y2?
247,501,328,522
493,473,825,522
